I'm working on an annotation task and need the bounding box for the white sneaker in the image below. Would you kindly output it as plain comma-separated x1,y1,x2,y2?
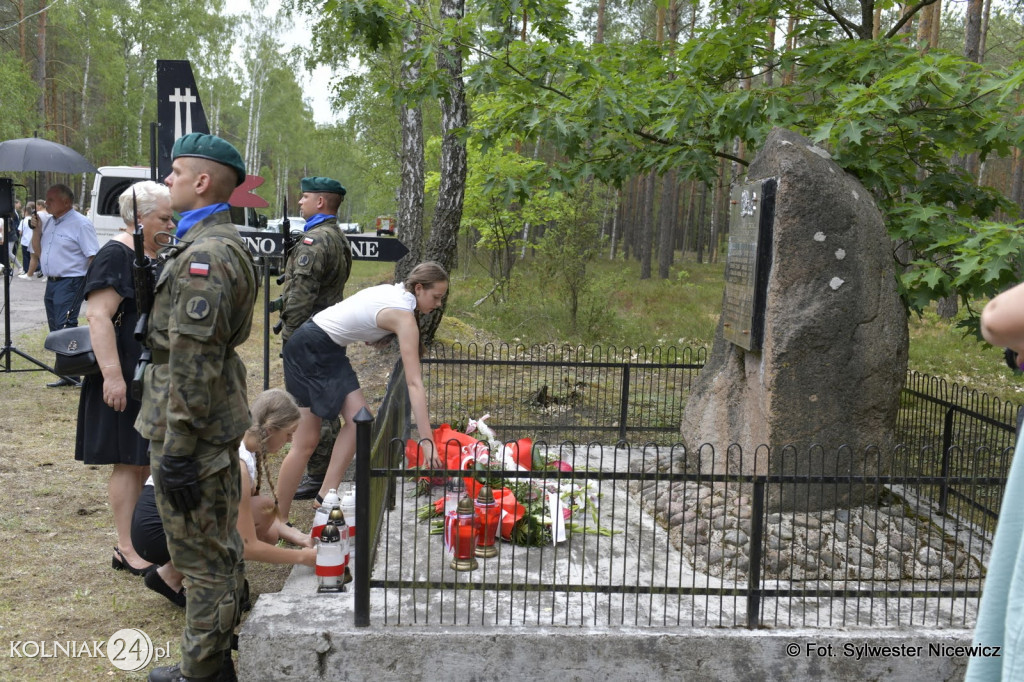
38,276,47,282
17,273,29,279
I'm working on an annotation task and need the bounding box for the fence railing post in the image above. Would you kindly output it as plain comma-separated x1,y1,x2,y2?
746,478,765,630
618,363,630,442
353,406,374,628
939,407,954,516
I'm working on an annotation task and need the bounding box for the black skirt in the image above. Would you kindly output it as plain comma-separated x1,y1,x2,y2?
283,321,361,420
130,484,170,566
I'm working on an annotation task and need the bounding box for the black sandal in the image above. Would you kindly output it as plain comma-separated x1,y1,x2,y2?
144,567,186,608
112,547,154,577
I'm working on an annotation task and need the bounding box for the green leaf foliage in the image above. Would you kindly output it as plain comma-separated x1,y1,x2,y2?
463,11,1024,319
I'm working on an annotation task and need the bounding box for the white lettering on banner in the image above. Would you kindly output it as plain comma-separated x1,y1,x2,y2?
350,240,378,259
241,236,279,257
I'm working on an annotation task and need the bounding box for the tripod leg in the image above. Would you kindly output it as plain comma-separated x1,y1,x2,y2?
1,241,51,374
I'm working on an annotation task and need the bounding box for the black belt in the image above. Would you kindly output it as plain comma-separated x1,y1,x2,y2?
47,275,81,282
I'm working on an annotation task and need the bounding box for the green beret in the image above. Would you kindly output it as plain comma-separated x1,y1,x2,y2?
171,133,246,187
301,176,346,196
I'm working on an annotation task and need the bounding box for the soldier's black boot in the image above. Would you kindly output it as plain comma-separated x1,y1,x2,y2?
293,473,324,500
147,652,235,682
219,651,238,682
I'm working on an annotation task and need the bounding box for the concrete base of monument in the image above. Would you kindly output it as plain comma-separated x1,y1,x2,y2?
240,474,976,682
239,580,973,682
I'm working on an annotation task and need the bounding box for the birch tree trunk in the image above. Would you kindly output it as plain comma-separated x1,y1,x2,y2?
393,0,426,281
419,0,468,344
518,134,542,258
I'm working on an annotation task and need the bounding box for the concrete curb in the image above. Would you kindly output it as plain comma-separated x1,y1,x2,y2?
239,592,973,682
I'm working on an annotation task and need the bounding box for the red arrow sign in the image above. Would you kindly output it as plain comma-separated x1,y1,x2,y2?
229,174,269,208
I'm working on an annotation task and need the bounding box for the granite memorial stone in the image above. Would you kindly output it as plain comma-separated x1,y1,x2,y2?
680,128,909,511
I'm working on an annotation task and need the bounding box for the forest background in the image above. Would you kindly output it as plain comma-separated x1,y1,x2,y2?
4,3,1024,679
3,0,1024,385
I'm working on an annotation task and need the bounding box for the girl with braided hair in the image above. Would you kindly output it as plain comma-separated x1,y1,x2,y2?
130,389,316,608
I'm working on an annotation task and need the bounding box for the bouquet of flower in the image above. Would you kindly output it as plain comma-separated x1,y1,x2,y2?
408,415,615,547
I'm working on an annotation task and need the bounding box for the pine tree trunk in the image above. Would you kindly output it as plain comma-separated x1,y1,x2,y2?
609,188,620,260
932,0,985,320
640,171,655,279
696,184,708,264
680,180,696,258
711,157,730,263
34,3,46,123
623,176,637,261
18,0,25,60
964,0,983,63
1010,147,1024,210
79,24,90,201
657,170,676,278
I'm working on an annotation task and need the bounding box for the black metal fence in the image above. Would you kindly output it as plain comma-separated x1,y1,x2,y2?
345,344,1019,630
896,371,1020,523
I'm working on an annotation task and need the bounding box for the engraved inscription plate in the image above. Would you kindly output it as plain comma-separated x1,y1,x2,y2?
722,178,776,351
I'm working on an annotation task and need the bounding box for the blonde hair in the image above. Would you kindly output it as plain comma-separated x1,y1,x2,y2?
245,389,301,504
403,261,449,293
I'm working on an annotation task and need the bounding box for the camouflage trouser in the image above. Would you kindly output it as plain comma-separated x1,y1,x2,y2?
306,416,341,479
150,439,245,679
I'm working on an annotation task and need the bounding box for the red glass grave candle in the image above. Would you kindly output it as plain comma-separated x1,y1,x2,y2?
450,497,479,571
474,485,500,558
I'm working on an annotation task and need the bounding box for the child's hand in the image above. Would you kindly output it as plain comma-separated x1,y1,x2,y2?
298,547,317,567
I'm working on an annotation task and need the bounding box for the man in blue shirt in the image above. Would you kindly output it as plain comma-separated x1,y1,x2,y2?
31,183,99,387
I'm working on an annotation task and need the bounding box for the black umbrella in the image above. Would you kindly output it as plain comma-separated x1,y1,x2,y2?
0,137,97,173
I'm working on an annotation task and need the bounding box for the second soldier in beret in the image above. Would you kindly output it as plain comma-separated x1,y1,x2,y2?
275,176,353,509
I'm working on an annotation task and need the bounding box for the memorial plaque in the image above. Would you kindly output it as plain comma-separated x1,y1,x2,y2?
722,177,776,351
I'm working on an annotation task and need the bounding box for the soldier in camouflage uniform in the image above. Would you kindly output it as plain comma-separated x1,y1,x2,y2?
276,176,352,507
138,133,257,682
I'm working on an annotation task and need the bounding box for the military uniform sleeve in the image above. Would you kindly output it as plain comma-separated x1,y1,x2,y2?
163,246,247,463
280,236,326,340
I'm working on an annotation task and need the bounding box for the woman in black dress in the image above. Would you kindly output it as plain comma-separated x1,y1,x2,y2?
75,180,174,575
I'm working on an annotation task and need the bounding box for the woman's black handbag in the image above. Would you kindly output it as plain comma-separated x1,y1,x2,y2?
43,326,100,376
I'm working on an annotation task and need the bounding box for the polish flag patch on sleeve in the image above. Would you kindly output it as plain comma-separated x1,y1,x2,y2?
302,237,315,245
189,262,211,277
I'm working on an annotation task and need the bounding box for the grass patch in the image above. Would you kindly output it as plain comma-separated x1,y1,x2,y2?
446,252,1021,407
447,254,725,349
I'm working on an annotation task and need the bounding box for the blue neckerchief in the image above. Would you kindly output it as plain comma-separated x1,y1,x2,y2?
304,214,333,231
175,202,231,239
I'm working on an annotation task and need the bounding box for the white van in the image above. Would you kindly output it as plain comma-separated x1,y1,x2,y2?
87,165,266,248
87,166,150,245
